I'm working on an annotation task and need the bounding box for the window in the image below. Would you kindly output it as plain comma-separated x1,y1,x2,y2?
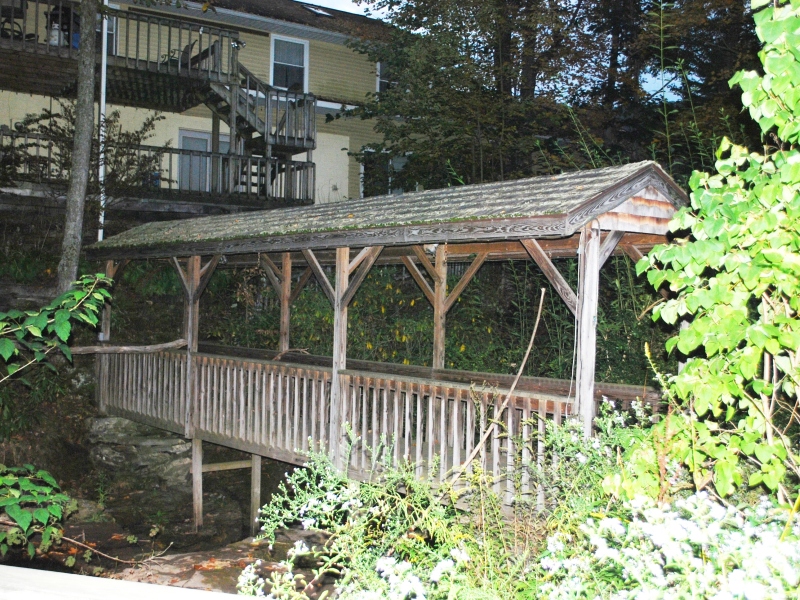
96,14,117,56
271,36,308,92
377,61,391,93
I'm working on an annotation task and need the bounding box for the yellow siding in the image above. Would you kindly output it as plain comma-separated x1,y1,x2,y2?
238,31,271,82
309,39,376,103
318,114,381,199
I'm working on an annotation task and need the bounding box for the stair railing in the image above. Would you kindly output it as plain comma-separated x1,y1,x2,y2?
237,64,316,149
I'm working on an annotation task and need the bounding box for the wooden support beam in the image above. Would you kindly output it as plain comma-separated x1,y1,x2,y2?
260,253,296,352
599,231,624,268
172,255,219,531
194,460,252,473
196,255,221,299
192,438,203,531
521,239,578,317
280,253,292,353
250,454,261,537
348,246,373,275
302,249,335,306
259,254,284,293
342,246,383,308
330,247,349,468
288,267,313,305
575,222,601,437
72,339,187,355
97,259,127,415
400,255,434,305
444,252,488,313
411,245,441,283
432,245,447,370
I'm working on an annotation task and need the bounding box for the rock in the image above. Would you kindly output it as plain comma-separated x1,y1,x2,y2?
86,417,191,488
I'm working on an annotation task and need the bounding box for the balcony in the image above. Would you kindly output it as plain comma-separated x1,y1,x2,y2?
0,0,243,110
0,130,315,208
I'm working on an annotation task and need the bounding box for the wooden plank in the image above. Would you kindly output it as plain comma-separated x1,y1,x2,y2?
342,246,383,307
301,248,335,306
192,438,203,530
288,267,313,304
280,253,292,353
400,255,434,305
72,339,187,354
575,222,601,437
443,252,488,313
411,245,441,283
521,238,578,317
432,245,447,370
196,255,221,298
197,460,252,473
259,253,283,295
330,247,349,468
348,246,373,275
251,454,261,536
599,231,624,268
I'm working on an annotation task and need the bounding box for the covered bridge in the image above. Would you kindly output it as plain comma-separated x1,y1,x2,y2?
87,160,687,529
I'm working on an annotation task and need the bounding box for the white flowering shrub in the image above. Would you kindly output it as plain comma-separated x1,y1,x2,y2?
537,492,800,599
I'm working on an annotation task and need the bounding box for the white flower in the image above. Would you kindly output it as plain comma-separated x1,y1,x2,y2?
429,558,454,583
450,547,471,564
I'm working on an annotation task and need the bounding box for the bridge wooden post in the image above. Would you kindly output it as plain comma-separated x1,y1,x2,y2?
280,252,292,352
96,259,126,414
331,247,349,469
575,222,601,437
432,245,447,370
172,255,220,531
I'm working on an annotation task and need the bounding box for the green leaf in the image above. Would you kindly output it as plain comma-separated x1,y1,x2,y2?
6,504,32,533
47,504,62,519
0,338,15,362
33,508,50,526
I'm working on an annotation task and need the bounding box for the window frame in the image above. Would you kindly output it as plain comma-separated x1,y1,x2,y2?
270,34,309,93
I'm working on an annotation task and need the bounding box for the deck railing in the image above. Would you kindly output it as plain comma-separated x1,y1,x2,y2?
0,131,315,204
100,349,576,503
0,0,239,82
237,65,316,150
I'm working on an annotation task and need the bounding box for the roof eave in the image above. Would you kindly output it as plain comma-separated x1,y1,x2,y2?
565,162,688,232
86,214,570,261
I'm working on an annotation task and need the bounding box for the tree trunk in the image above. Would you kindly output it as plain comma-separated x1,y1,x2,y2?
56,0,98,295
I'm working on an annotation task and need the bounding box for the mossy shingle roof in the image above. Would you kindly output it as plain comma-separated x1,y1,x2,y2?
88,161,686,260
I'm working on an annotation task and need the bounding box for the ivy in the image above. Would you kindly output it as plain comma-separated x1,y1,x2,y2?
643,0,800,502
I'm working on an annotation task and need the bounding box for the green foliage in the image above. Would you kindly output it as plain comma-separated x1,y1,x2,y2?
0,274,112,385
203,259,671,384
642,0,800,500
0,464,73,557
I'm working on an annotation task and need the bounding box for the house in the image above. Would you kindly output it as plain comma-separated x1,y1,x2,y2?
0,0,387,215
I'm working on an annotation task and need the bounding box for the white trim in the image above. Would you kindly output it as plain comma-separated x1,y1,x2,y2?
269,34,309,93
317,100,357,111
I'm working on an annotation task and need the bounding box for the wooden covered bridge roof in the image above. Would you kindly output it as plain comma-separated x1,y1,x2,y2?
88,161,687,260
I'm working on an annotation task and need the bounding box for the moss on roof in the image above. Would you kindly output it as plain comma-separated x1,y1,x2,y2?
89,161,684,259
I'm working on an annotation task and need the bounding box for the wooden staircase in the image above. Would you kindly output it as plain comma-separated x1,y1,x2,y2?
204,65,316,161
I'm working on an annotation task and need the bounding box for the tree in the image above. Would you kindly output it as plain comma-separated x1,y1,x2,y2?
642,0,800,501
56,0,99,295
